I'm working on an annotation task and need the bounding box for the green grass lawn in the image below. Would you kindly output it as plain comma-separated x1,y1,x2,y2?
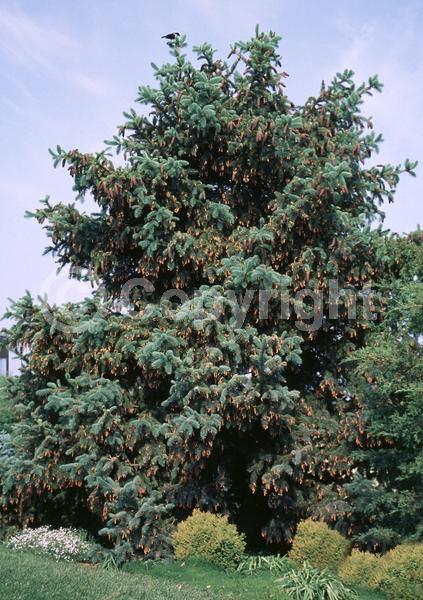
0,545,216,600
125,558,283,600
0,545,386,600
125,557,386,600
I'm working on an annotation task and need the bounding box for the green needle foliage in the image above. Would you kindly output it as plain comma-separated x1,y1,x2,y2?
0,29,414,562
339,232,423,549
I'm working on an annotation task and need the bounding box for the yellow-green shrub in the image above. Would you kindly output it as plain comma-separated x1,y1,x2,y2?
338,549,383,590
173,510,246,570
339,544,423,599
289,519,350,572
379,544,423,600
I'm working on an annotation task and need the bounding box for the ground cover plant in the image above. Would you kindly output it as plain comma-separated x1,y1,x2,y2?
236,553,293,575
277,562,357,600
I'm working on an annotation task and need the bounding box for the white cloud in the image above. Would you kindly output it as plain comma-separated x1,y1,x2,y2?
65,72,111,96
0,6,111,96
331,12,422,231
0,5,77,70
333,12,423,151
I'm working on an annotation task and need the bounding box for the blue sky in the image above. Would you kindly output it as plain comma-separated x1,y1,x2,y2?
1,0,422,331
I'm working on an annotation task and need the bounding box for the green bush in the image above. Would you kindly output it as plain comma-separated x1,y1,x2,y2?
379,543,423,600
288,519,350,572
277,561,358,600
339,544,423,600
173,510,246,570
338,549,382,590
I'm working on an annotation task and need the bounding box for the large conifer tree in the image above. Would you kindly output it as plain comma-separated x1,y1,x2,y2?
0,30,413,560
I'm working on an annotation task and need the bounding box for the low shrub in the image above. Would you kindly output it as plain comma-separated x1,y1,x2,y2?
6,526,93,562
338,549,382,590
339,544,423,599
277,561,358,600
379,543,423,600
289,519,350,572
173,509,246,570
237,554,293,575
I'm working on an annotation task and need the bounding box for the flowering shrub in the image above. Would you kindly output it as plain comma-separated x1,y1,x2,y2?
7,526,93,562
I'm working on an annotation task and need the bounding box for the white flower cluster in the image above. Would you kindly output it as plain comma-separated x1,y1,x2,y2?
7,526,92,562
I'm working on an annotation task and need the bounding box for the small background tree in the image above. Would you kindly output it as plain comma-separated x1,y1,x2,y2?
340,231,423,550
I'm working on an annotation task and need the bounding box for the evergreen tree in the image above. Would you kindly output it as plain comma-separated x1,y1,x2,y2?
0,30,414,560
339,231,423,551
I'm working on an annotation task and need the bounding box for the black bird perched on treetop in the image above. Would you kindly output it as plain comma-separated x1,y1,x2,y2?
162,32,180,40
